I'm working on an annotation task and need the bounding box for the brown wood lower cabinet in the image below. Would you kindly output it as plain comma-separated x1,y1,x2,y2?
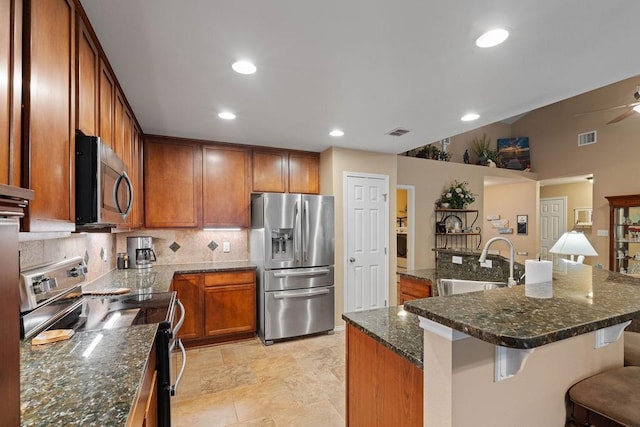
398,276,432,305
172,269,256,346
346,324,423,426
128,341,157,427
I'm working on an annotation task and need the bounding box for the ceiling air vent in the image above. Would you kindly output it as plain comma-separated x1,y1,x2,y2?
577,130,597,147
387,127,411,137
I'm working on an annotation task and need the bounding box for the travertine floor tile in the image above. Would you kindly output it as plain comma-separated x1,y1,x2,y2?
174,330,346,426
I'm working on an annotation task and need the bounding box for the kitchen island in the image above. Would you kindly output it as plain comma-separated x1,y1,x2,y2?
20,261,255,426
404,263,640,426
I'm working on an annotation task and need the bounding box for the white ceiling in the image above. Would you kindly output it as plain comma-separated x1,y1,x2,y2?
80,0,640,154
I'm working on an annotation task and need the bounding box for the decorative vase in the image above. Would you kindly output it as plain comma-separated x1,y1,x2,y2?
440,203,450,208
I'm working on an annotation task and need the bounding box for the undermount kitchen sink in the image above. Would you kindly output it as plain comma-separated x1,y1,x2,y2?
437,278,506,296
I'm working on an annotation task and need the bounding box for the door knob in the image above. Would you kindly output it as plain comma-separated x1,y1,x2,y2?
349,257,356,263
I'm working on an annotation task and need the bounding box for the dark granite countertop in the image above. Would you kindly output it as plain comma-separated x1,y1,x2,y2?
84,261,256,294
342,306,424,369
404,263,640,349
21,325,157,426
22,261,255,426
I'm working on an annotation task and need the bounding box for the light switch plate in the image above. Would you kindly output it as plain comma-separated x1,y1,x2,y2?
223,242,230,252
597,229,609,237
452,256,462,264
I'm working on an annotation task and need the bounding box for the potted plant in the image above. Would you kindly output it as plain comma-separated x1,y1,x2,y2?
436,180,477,209
470,134,504,167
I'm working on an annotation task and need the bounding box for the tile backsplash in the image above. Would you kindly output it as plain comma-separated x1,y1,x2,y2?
116,229,248,265
19,229,248,282
19,233,116,281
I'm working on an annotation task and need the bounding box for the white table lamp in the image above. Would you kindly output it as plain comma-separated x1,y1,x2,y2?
549,230,598,262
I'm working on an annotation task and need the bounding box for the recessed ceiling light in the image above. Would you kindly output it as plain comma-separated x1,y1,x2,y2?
476,28,509,48
461,113,480,122
231,60,257,75
329,129,344,137
218,111,236,120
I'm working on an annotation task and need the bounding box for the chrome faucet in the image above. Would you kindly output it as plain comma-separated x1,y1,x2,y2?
479,237,517,287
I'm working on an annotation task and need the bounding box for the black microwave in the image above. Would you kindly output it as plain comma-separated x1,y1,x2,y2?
75,133,133,227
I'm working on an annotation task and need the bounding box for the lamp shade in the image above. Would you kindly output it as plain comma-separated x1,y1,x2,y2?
549,231,598,256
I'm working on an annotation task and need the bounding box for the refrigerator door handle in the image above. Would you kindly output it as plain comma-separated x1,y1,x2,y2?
273,269,330,278
273,289,331,299
304,199,310,262
293,201,300,262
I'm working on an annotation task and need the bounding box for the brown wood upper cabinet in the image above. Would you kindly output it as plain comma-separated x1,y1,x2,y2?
289,152,319,194
76,16,98,137
22,0,76,232
0,0,22,186
98,58,114,150
252,148,320,194
144,137,202,228
203,145,250,228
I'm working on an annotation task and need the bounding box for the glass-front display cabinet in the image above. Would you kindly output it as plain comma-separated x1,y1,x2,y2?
606,194,640,274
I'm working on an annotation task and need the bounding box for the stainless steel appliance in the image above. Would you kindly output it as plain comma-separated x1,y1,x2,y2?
127,236,157,269
19,258,185,426
0,184,33,426
250,193,335,345
75,132,133,227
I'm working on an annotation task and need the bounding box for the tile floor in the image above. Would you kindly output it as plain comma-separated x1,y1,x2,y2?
172,331,346,427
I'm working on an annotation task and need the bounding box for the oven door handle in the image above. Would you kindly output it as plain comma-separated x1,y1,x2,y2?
170,338,186,396
171,299,186,343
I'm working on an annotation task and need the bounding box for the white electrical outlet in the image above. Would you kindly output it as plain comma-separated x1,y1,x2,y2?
480,259,492,268
223,242,230,252
452,256,462,264
597,229,609,237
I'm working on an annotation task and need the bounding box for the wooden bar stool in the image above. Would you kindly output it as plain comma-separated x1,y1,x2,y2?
568,366,640,426
625,331,640,367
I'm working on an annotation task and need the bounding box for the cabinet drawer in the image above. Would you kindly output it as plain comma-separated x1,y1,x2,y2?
204,270,255,287
399,277,432,299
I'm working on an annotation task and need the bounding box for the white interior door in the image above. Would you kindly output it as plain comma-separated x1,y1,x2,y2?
344,173,389,312
540,197,567,271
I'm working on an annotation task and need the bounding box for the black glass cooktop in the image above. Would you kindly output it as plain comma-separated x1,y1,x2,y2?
51,291,176,333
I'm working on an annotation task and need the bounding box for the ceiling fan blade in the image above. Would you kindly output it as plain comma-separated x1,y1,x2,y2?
606,107,637,124
574,102,640,117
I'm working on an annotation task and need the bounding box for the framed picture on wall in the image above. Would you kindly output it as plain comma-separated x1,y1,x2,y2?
517,215,528,235
497,137,530,170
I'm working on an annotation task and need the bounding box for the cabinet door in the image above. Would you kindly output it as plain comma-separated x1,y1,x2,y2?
98,59,114,149
288,153,319,194
171,274,203,341
113,89,125,159
203,271,256,337
144,137,202,228
22,0,75,232
0,0,21,186
252,149,287,193
203,145,250,228
131,125,144,228
76,17,98,137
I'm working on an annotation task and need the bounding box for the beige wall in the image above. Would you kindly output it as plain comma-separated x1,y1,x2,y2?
397,156,537,269
321,147,398,325
484,181,539,264
512,75,640,267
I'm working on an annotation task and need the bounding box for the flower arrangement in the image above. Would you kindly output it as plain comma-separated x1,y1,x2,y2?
436,180,476,209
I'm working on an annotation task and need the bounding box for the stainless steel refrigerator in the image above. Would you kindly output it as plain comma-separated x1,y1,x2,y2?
250,193,334,345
